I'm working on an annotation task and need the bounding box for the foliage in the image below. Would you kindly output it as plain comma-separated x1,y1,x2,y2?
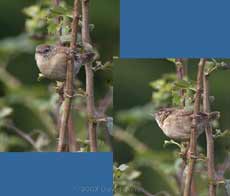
114,59,230,195
149,73,196,109
23,1,72,42
149,74,176,108
23,0,96,46
114,164,141,196
116,103,154,126
0,0,116,152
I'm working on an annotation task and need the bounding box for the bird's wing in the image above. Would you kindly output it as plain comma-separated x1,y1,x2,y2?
178,110,193,117
74,51,95,65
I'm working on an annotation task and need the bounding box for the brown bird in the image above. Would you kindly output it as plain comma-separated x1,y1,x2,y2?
35,44,94,81
154,108,219,141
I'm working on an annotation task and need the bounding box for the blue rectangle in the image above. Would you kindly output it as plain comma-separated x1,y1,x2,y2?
121,0,230,58
0,153,113,196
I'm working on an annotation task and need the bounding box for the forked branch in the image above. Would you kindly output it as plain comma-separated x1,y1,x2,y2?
183,59,205,196
203,69,216,196
82,0,97,152
57,0,79,152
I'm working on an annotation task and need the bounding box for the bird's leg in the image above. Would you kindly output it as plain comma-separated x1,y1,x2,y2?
186,114,201,159
179,142,189,161
188,152,199,160
64,84,78,98
187,147,199,160
56,81,65,102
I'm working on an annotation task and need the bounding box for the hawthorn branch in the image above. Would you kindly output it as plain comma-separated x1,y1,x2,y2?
68,111,80,151
175,59,197,195
82,0,97,152
82,0,92,45
183,59,205,196
175,58,187,194
176,59,186,79
57,0,79,152
203,70,216,196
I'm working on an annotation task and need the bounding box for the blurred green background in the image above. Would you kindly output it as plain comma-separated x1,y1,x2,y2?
0,0,119,151
114,59,230,195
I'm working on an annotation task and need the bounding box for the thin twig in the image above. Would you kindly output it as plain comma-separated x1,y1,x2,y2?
0,67,21,90
175,58,187,107
53,0,62,45
68,112,80,151
103,126,113,151
97,88,113,115
53,0,60,5
5,124,41,152
183,59,205,196
191,179,197,196
216,153,230,181
113,128,148,154
174,161,186,194
137,187,156,196
57,0,79,152
97,88,113,151
203,71,216,196
82,0,97,152
137,187,170,196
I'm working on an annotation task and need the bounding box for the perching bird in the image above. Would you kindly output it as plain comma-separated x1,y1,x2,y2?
154,108,219,141
35,44,94,81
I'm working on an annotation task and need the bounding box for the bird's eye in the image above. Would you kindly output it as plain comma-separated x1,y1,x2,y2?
44,48,50,53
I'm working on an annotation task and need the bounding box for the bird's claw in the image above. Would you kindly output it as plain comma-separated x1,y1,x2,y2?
179,152,187,160
191,114,201,121
188,151,198,160
64,92,78,98
55,82,65,96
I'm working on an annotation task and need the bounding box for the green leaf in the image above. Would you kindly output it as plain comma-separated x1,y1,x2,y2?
149,79,165,89
174,79,196,91
47,21,57,34
164,140,181,149
89,24,95,31
60,34,72,43
167,58,176,64
49,6,72,18
61,25,70,35
23,5,40,17
0,107,13,119
172,91,181,106
37,73,45,81
127,171,141,180
118,164,129,171
174,80,190,89
205,61,218,75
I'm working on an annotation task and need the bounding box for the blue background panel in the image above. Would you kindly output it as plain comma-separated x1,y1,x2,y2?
121,0,230,58
0,153,113,196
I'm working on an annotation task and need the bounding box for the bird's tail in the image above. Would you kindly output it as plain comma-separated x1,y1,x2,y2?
208,111,220,121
